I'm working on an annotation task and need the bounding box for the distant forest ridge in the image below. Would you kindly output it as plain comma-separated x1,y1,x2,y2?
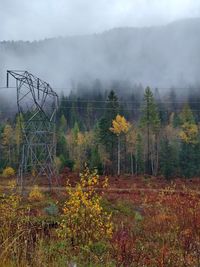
0,17,200,89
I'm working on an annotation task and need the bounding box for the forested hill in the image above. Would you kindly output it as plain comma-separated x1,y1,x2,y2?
1,17,200,89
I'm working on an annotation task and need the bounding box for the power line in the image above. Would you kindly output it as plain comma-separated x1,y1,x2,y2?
52,87,200,91
2,84,200,91
2,85,200,111
57,106,200,112
3,87,200,104
1,91,200,104
0,86,16,90
1,105,200,113
58,99,200,104
2,85,200,102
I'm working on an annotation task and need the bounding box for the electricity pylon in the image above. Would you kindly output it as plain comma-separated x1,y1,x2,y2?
7,70,58,191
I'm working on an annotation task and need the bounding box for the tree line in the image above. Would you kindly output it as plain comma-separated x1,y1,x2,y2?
1,82,200,179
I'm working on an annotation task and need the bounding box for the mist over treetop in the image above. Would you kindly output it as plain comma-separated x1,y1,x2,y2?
1,17,200,90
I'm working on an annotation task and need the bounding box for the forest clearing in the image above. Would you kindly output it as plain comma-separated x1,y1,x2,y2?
0,170,200,266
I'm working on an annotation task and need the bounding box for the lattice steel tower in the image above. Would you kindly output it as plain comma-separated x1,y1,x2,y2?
7,70,58,191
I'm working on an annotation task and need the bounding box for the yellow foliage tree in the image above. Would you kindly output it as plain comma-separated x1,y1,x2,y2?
179,122,198,144
28,185,44,202
179,105,199,144
57,167,112,247
110,115,130,175
68,130,94,171
15,114,23,156
2,167,15,178
2,124,14,165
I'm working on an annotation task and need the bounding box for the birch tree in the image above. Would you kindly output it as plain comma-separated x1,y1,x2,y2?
110,115,130,175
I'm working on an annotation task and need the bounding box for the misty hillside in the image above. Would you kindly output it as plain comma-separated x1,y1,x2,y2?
1,17,200,90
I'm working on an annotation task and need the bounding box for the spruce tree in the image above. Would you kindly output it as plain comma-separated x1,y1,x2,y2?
179,105,199,178
140,87,160,175
98,90,119,174
135,133,144,175
160,138,179,179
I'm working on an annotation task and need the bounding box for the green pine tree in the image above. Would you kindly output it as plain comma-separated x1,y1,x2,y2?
140,87,160,175
135,133,144,175
179,105,200,178
98,90,119,174
160,138,179,179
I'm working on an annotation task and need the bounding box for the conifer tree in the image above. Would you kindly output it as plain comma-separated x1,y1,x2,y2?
126,125,137,175
160,138,179,179
179,105,199,177
59,114,67,133
140,87,160,175
98,90,119,173
135,133,144,175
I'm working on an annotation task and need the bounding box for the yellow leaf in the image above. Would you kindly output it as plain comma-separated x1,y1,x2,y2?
110,114,130,136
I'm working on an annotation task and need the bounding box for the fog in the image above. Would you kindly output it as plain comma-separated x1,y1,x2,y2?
0,1,200,94
1,0,200,41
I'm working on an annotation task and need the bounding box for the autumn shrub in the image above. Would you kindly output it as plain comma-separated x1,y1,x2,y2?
2,166,15,177
0,185,20,264
0,181,61,266
57,166,113,248
135,186,200,267
105,183,200,267
111,224,141,267
0,181,34,265
0,181,20,240
1,172,200,266
28,185,44,201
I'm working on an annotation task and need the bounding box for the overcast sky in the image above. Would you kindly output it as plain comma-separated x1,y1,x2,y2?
1,0,200,41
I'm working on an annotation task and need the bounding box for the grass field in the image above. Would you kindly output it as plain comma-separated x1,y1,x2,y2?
0,172,200,266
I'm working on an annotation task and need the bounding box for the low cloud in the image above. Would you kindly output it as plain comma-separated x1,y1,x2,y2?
0,0,200,40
